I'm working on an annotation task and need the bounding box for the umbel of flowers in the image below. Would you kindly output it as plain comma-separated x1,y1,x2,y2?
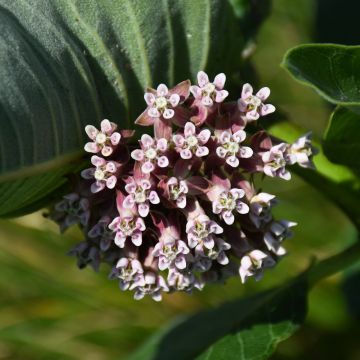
50,71,315,301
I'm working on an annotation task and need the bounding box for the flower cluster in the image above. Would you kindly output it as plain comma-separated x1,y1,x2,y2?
49,71,316,301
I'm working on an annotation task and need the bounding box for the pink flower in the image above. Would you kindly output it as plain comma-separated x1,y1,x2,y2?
173,122,211,159
238,83,275,121
165,177,189,209
196,237,231,266
216,129,253,167
239,250,275,283
264,220,297,256
190,71,229,106
130,272,169,301
123,177,160,217
262,143,291,180
186,214,223,250
153,240,190,271
116,257,143,290
249,192,276,228
212,188,249,225
109,216,146,248
167,268,204,292
286,132,316,169
84,119,121,156
81,155,120,193
131,134,169,173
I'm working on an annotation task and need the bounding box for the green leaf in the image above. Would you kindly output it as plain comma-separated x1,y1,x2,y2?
128,278,308,360
282,44,360,107
0,0,247,217
323,107,360,173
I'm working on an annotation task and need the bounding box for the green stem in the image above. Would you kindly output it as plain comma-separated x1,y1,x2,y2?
308,240,360,286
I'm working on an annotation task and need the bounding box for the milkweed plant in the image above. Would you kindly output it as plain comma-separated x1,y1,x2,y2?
49,71,316,301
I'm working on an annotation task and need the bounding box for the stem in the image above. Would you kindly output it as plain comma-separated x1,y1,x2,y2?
308,240,360,286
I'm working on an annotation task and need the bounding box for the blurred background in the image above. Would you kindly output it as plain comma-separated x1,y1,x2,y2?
1,0,360,359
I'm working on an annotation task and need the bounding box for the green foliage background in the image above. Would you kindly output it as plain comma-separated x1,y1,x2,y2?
0,0,360,359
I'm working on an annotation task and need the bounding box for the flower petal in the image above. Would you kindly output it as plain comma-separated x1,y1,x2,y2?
157,83,169,96
213,73,226,89
197,71,209,87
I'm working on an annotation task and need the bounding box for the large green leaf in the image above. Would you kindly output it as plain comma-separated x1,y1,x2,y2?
282,44,360,107
0,0,248,217
282,44,360,176
323,107,360,173
128,278,308,360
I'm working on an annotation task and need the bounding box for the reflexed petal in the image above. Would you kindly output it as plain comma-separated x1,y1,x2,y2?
215,89,228,103
148,107,160,118
123,195,135,208
159,257,169,271
144,92,156,105
173,134,185,147
157,83,169,96
263,165,275,177
176,195,187,208
101,146,113,157
106,176,117,189
91,155,106,167
239,146,253,158
141,134,155,147
175,255,186,269
131,149,144,161
203,236,214,249
85,125,98,140
197,129,211,144
233,129,246,143
197,71,209,87
241,83,253,99
101,119,113,133
81,168,95,179
157,156,169,168
132,232,143,246
223,211,235,225
184,122,196,138
236,201,250,214
246,109,260,120
216,146,227,158
180,149,192,159
163,108,175,119
190,85,201,98
84,142,100,153
110,132,121,145
279,169,291,181
219,131,231,144
169,93,180,107
256,87,270,101
114,233,126,248
217,251,229,265
226,155,239,168
195,146,209,157
237,98,248,112
157,138,168,151
213,73,226,89
138,203,150,217
91,181,106,193
106,161,117,173
142,161,155,173
260,104,276,116
149,191,160,204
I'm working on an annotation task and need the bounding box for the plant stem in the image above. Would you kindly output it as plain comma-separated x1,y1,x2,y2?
308,240,360,286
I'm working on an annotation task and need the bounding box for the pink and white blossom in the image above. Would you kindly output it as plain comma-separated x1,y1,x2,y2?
190,71,229,106
167,268,204,292
262,143,291,180
130,272,169,301
216,129,253,167
109,216,146,248
249,192,276,228
165,177,189,208
286,133,316,169
173,122,211,159
238,83,275,121
239,250,275,283
186,214,223,250
212,188,249,225
264,220,297,256
123,177,160,217
131,134,169,173
116,257,143,290
84,119,121,156
153,240,190,270
81,155,120,193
